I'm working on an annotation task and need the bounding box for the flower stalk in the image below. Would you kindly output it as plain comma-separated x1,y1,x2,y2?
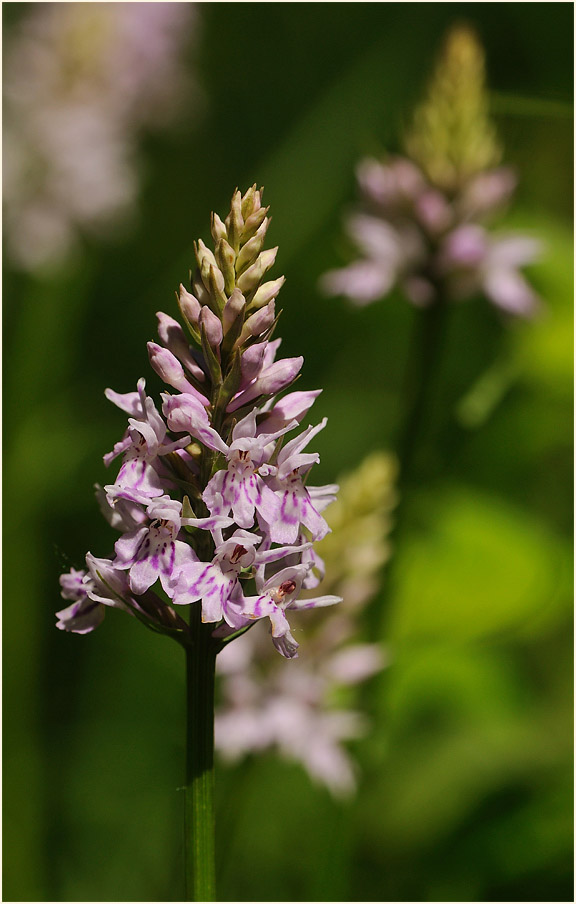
375,291,448,637
185,608,217,902
396,292,448,494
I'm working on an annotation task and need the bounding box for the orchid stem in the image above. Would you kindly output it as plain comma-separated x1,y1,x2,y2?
184,606,217,902
397,293,448,499
376,294,449,637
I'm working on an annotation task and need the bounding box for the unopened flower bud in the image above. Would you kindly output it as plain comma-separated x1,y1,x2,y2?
178,284,201,324
241,205,269,243
236,300,276,347
148,342,209,403
199,305,223,350
195,239,219,278
200,256,225,301
162,392,210,433
237,247,278,295
235,218,269,275
226,190,244,251
250,275,285,309
211,211,228,245
216,238,237,295
227,356,303,412
240,341,268,383
207,265,227,313
191,271,211,307
156,312,205,381
240,184,258,219
222,288,246,334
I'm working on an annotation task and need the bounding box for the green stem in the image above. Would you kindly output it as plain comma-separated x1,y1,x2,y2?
396,294,448,497
182,319,228,901
372,294,449,638
185,606,217,902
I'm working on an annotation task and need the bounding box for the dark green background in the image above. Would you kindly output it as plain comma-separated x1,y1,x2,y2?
3,3,573,901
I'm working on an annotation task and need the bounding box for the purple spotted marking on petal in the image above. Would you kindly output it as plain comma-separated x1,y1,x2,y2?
280,491,299,524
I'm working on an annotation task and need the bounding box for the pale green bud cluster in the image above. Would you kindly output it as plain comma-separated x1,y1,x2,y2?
311,452,398,609
405,25,501,193
189,185,284,320
175,186,287,412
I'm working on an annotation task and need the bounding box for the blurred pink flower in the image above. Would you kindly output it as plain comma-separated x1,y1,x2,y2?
321,156,542,316
216,625,386,796
3,2,199,271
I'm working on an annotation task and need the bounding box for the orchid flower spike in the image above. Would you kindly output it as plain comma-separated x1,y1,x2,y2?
57,185,339,657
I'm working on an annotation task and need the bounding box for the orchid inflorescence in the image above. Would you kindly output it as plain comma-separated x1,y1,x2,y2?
321,26,542,317
57,186,340,658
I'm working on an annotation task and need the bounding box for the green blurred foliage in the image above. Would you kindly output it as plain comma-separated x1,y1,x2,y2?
3,3,572,902
390,486,571,642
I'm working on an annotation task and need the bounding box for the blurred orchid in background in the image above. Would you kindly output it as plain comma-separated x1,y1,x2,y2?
3,2,198,272
216,452,396,795
321,26,542,316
